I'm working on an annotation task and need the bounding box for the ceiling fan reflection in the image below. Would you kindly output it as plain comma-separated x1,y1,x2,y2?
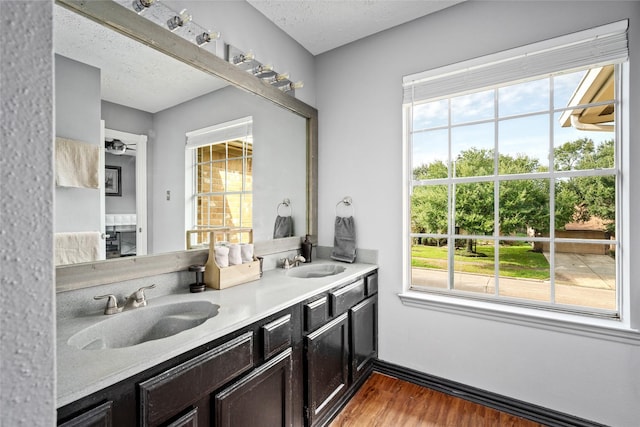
105,138,136,155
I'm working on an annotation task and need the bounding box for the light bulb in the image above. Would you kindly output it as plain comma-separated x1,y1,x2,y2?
132,0,154,13
253,64,273,75
280,81,304,92
167,9,192,31
196,31,220,45
232,50,255,65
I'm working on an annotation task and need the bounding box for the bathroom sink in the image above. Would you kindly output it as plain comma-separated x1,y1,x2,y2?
286,264,346,279
68,301,220,350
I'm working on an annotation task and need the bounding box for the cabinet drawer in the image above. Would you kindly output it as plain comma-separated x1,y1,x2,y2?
262,314,292,360
330,279,365,316
139,332,254,427
304,296,328,332
59,401,112,427
366,272,378,296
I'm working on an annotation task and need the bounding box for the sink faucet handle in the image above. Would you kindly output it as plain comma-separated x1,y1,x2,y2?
133,284,156,305
94,294,121,315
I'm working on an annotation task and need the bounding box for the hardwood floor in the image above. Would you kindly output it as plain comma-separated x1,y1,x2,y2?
329,373,546,427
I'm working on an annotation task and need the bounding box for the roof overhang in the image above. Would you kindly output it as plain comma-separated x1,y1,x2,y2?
559,65,614,132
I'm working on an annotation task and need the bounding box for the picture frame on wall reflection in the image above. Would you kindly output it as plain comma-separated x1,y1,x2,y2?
105,165,122,197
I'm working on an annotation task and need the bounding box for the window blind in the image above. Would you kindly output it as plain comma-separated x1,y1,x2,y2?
402,20,628,104
185,116,253,149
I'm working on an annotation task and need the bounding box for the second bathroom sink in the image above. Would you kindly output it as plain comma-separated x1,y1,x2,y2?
286,264,346,279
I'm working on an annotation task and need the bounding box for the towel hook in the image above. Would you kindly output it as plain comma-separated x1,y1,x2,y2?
335,196,354,217
277,198,292,217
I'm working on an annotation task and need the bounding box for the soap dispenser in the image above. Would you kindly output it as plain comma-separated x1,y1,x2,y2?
301,235,312,263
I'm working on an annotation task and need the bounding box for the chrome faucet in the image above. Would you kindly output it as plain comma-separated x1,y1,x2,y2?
281,255,306,269
94,284,156,315
93,294,122,315
124,284,156,310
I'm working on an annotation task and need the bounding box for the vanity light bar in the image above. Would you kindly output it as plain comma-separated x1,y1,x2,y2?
226,44,303,97
116,0,222,53
119,0,303,97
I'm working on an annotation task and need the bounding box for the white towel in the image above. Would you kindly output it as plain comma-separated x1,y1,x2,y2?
228,244,242,265
55,232,102,265
215,246,230,268
240,243,254,263
55,137,100,189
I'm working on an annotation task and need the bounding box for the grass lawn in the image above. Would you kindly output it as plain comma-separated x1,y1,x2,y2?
412,243,550,280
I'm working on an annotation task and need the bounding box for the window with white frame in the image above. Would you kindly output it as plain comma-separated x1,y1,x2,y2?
403,21,628,317
186,117,253,246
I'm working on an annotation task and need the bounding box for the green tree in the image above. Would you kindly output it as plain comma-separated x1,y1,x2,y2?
454,149,495,253
554,138,595,171
412,160,448,242
412,138,616,255
554,138,615,233
412,148,549,254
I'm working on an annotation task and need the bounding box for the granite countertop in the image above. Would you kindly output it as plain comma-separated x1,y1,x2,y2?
56,259,377,408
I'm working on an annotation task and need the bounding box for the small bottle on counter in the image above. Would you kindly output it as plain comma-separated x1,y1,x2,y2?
301,235,312,263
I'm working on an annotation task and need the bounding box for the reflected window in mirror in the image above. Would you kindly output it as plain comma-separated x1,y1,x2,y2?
186,117,253,247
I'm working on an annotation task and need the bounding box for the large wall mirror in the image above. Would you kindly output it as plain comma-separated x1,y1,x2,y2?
54,0,317,290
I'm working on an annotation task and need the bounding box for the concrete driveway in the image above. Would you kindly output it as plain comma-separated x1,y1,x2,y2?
411,253,616,310
548,252,615,290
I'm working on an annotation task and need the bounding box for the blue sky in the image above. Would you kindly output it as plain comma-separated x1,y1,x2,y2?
412,69,614,171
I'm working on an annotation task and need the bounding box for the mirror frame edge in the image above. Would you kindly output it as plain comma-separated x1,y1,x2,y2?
55,0,318,292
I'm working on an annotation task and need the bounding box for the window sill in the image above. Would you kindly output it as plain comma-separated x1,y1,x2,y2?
398,290,640,346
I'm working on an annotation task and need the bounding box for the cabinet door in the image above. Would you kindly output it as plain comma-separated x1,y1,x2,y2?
215,348,293,427
349,295,377,383
305,313,349,426
165,408,198,427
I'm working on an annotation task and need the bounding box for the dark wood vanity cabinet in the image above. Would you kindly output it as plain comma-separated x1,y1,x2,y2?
304,272,378,426
57,270,377,427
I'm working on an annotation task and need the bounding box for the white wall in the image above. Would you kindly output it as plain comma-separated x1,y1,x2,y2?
151,85,307,253
0,1,56,425
101,100,153,136
316,1,640,425
55,55,102,233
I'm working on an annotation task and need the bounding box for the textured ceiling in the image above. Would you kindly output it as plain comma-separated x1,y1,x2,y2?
54,5,227,113
247,0,465,55
53,1,464,113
